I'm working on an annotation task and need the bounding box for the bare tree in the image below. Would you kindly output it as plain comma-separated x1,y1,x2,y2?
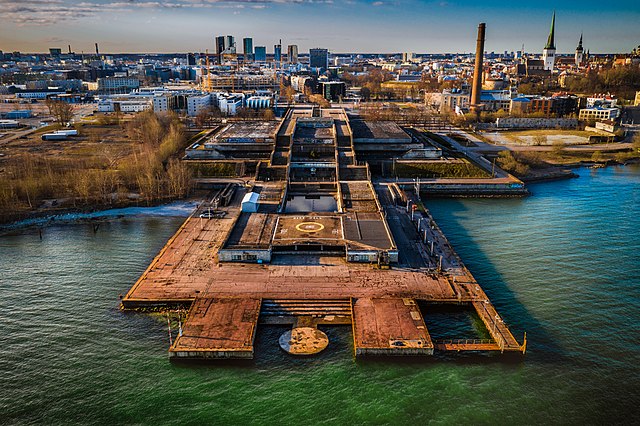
45,99,74,126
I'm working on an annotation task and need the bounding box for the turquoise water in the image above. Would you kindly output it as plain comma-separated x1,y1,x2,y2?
1,166,639,425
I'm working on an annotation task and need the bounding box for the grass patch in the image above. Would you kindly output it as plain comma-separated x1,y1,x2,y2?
395,160,490,179
188,161,237,177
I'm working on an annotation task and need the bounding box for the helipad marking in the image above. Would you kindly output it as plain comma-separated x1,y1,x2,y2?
295,222,325,233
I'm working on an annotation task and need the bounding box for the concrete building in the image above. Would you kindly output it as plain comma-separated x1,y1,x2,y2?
153,94,176,113
97,77,140,94
185,121,280,160
310,48,329,70
99,98,152,113
319,81,346,102
217,93,244,115
187,94,212,117
245,96,272,109
402,52,416,63
480,90,512,112
291,75,313,93
441,89,470,111
287,45,299,63
542,12,557,71
579,107,620,121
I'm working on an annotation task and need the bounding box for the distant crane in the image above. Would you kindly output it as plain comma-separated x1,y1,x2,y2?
203,49,212,93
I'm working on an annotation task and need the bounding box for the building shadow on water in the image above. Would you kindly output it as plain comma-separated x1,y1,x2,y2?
424,197,566,363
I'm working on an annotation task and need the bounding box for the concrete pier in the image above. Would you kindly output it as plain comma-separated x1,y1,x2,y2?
123,107,526,360
169,297,261,360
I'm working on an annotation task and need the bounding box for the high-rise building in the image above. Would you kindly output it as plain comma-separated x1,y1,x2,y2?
402,52,415,63
49,48,62,56
575,33,584,66
287,45,299,63
243,38,254,61
215,36,226,56
186,53,196,66
274,41,282,62
542,12,556,71
254,46,267,62
309,48,329,70
215,35,236,62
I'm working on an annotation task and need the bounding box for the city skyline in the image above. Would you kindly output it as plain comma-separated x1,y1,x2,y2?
1,0,639,54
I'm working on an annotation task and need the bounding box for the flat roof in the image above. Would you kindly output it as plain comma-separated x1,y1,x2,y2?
211,121,279,143
293,126,334,141
351,120,411,143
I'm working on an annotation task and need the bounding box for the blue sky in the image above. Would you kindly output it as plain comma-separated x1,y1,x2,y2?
0,0,638,54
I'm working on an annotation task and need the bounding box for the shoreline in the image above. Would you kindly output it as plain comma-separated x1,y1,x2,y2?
0,199,197,236
2,161,637,234
520,157,640,183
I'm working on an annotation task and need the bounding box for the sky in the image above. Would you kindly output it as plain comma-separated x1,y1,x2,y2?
0,0,638,54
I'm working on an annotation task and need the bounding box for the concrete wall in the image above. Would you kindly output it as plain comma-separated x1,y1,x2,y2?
218,249,271,263
495,117,578,129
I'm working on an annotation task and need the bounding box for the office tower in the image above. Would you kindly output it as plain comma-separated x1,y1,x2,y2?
186,53,196,66
254,46,267,62
274,40,282,62
215,35,236,62
287,45,299,63
309,48,329,70
243,38,254,61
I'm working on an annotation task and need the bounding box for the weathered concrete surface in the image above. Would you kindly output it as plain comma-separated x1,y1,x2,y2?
169,297,261,360
352,298,434,357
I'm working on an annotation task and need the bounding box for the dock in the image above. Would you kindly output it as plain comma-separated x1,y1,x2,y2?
122,107,526,360
352,298,434,356
169,297,261,360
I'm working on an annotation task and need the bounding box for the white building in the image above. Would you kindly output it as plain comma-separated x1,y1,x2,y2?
216,93,244,115
187,94,212,117
152,94,174,113
97,98,151,113
245,96,271,109
586,96,617,108
579,107,620,121
241,192,260,213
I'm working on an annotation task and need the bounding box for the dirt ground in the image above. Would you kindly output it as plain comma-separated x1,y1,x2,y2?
480,129,595,146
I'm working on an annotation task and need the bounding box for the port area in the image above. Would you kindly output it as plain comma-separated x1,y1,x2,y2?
122,184,525,360
122,107,526,361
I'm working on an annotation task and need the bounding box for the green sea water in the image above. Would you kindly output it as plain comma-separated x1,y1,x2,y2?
1,166,639,425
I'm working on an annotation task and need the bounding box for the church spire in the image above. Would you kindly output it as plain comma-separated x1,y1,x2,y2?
545,11,556,50
577,33,583,50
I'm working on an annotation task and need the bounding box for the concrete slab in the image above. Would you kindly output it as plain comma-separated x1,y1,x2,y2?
169,297,261,360
352,298,434,356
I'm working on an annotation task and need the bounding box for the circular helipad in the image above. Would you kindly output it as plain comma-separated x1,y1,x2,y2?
278,327,329,355
295,221,325,233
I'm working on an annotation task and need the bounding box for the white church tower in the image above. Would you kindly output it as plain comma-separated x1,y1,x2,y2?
542,12,556,71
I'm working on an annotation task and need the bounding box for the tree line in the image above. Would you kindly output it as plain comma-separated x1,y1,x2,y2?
0,111,193,223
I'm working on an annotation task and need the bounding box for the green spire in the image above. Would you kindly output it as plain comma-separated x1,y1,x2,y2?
545,11,556,50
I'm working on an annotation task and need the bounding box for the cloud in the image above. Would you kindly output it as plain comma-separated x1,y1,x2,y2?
0,0,335,25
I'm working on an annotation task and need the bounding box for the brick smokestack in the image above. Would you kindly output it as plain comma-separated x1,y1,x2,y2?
471,23,486,112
